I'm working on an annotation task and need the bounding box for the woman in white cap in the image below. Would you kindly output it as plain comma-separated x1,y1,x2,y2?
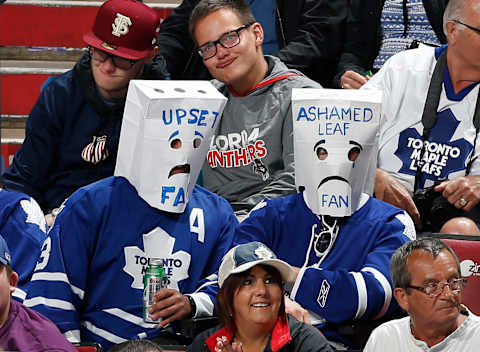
187,242,333,352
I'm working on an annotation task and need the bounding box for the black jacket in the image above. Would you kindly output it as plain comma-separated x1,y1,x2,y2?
334,0,449,87
187,315,333,352
156,0,347,87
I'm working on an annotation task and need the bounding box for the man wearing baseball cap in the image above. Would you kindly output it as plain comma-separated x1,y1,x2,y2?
0,236,76,350
2,0,169,222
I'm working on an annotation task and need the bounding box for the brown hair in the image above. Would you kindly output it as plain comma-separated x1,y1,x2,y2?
216,264,286,331
189,0,255,42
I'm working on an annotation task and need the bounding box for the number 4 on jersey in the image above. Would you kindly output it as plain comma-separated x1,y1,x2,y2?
190,208,205,243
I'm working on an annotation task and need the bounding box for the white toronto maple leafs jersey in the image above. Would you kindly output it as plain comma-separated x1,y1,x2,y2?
0,189,47,302
363,45,480,192
235,193,415,347
23,176,237,350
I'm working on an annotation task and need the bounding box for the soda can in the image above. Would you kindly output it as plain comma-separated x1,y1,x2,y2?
143,258,168,323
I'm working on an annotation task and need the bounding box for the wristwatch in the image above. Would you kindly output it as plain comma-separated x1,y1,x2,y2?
186,294,196,318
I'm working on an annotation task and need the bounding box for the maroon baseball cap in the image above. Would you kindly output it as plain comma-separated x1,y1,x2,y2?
83,0,160,60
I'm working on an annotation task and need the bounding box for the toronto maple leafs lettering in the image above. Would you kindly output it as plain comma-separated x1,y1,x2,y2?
395,109,473,188
124,227,191,290
207,128,268,170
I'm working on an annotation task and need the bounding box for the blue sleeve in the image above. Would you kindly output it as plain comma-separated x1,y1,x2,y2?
192,199,238,317
23,189,99,342
2,82,64,210
291,212,414,324
0,195,47,301
233,199,277,248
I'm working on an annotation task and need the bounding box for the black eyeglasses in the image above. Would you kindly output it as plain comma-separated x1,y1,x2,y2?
453,20,480,35
407,278,467,297
89,47,140,70
197,23,253,60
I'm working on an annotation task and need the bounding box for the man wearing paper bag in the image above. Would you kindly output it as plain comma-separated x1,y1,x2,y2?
234,89,415,349
23,81,238,350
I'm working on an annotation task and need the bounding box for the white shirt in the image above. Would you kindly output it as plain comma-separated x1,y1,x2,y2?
364,309,480,352
363,45,480,193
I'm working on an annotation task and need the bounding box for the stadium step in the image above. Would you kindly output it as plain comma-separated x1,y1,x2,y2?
1,0,179,171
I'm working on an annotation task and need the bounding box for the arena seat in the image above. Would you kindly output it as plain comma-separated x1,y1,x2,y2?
74,342,103,352
420,233,480,315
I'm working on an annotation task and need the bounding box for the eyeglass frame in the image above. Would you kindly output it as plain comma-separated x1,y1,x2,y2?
453,20,480,35
89,46,140,70
196,23,254,60
406,278,467,297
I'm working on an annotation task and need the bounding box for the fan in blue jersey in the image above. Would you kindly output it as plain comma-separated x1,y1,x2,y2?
23,80,237,350
0,184,47,302
234,89,416,349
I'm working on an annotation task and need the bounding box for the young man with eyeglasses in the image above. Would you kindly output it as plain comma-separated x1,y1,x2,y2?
2,0,169,218
233,89,415,349
189,0,321,217
364,238,480,351
362,0,480,234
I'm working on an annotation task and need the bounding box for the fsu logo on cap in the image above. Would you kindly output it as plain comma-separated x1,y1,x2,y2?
112,13,132,37
82,136,109,164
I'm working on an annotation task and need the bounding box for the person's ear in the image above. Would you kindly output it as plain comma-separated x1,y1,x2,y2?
445,20,458,45
9,271,18,295
393,287,409,312
252,22,264,47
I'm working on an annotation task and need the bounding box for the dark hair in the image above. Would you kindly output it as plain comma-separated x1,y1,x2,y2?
108,340,163,352
216,264,286,331
390,238,461,290
189,0,255,41
0,263,13,278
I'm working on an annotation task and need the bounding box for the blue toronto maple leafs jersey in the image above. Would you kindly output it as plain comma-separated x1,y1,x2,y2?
23,176,237,350
0,189,47,302
234,193,415,346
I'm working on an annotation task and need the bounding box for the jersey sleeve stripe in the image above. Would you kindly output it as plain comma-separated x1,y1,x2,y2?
350,271,367,319
81,320,128,344
362,267,392,319
289,266,307,299
12,287,27,301
191,292,214,317
63,329,81,343
103,308,157,328
23,296,76,310
31,272,85,299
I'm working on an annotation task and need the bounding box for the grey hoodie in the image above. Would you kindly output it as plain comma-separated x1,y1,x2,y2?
203,55,321,213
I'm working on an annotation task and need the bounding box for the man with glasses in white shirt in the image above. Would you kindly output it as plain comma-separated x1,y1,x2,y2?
364,237,480,351
2,0,169,222
189,0,320,218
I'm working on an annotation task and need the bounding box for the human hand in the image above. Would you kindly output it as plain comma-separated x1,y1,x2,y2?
213,336,243,352
434,175,480,211
289,266,301,282
149,289,191,328
285,296,311,324
374,169,421,228
340,70,370,89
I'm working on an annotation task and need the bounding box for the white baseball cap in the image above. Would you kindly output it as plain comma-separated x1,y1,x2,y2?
218,242,294,287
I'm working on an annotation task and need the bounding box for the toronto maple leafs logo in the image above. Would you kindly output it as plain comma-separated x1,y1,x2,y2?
20,198,47,233
394,109,473,189
254,245,274,260
123,227,191,290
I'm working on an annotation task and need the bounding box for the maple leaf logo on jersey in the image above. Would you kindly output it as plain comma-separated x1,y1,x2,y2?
394,109,473,189
20,198,47,233
123,227,191,290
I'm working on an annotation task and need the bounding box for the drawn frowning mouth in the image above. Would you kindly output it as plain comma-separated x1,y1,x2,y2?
168,164,190,178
